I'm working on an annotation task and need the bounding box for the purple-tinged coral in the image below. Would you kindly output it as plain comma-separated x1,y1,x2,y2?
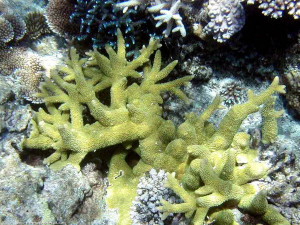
0,1,26,43
219,80,247,107
0,46,27,75
202,0,245,43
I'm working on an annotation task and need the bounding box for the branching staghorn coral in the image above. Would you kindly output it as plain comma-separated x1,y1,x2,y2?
23,30,290,224
22,29,192,171
158,77,289,225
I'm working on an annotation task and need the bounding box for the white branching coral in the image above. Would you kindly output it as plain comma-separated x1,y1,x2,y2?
117,0,187,37
247,0,300,19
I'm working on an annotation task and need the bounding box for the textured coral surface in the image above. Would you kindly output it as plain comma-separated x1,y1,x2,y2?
1,0,300,224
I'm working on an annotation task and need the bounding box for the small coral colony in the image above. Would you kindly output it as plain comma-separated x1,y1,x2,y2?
1,0,299,224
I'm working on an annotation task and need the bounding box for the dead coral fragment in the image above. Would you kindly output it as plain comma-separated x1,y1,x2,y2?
22,29,192,171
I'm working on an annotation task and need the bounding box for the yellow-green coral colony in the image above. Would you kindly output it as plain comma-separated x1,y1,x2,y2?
22,30,289,225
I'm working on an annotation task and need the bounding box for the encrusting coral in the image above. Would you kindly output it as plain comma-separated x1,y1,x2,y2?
23,30,290,224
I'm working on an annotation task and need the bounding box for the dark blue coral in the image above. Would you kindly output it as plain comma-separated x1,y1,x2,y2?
69,0,149,49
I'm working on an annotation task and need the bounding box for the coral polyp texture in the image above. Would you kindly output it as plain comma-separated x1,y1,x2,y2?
117,0,247,42
131,169,183,224
247,0,300,19
24,11,52,40
22,30,291,224
0,16,14,43
201,0,246,42
283,65,300,114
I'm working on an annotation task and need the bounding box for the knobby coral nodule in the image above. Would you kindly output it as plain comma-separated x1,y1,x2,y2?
23,30,289,225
